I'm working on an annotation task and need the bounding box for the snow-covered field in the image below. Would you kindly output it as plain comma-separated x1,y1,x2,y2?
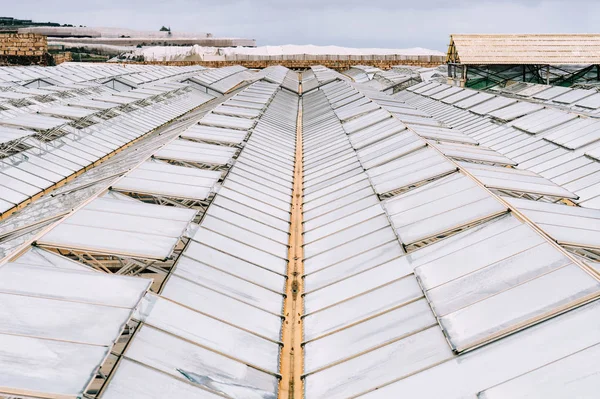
112,44,444,61
218,45,443,56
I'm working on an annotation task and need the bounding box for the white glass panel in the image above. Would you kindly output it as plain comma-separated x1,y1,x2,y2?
304,195,379,229
102,358,223,399
192,227,287,275
357,300,600,399
125,326,278,399
304,299,435,373
303,276,423,341
114,177,212,200
304,327,453,399
40,223,179,259
0,292,131,345
427,242,571,316
85,197,196,222
304,241,404,292
13,247,91,271
217,186,290,222
305,255,415,313
0,263,149,307
479,343,600,399
304,228,397,274
200,216,288,259
161,276,282,340
183,241,285,291
304,215,390,258
174,256,283,313
0,333,108,397
441,264,600,352
416,224,545,290
134,294,280,373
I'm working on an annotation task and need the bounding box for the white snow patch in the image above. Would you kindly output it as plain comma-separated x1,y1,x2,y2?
217,45,444,56
116,44,444,61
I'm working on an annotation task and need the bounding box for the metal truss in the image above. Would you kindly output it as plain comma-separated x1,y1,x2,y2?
112,190,214,222
45,235,189,290
32,94,57,104
492,189,568,204
51,91,76,100
0,124,70,161
0,139,32,159
69,115,102,130
160,157,230,173
182,136,245,148
450,63,600,90
567,246,600,263
446,156,513,168
31,124,71,142
7,98,34,108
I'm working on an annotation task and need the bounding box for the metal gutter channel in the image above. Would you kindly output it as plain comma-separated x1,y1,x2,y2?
279,77,305,399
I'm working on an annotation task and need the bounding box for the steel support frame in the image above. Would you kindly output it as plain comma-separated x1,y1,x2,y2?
455,63,600,89
493,189,568,204
567,246,600,263
161,158,230,173
46,247,166,277
182,136,244,148
113,190,213,223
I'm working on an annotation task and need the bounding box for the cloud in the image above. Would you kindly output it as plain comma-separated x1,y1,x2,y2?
4,0,599,51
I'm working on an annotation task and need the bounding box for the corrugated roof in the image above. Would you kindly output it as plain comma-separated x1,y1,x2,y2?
4,63,600,399
448,34,600,65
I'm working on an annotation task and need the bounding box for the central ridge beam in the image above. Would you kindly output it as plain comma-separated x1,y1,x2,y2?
279,77,305,399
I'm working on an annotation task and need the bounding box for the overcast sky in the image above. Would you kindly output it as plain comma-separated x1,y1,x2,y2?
4,0,599,51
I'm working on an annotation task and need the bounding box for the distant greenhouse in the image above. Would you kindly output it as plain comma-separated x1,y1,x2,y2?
447,34,600,89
